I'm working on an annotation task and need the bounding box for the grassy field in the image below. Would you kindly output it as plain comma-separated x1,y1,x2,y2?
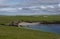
0,15,60,24
0,26,60,39
0,15,60,39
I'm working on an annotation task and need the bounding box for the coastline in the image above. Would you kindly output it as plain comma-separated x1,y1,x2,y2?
0,15,60,26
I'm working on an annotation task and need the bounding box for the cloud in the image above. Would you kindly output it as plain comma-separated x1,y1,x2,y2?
0,0,7,4
0,8,18,12
0,0,59,7
0,0,60,5
0,5,58,13
58,4,60,7
0,0,60,15
0,0,6,2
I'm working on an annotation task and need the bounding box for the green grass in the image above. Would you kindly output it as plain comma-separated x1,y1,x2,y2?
0,15,60,39
0,15,60,24
0,26,60,39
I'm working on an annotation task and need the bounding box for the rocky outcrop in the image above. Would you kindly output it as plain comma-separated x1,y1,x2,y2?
5,20,21,27
5,21,60,26
0,20,60,27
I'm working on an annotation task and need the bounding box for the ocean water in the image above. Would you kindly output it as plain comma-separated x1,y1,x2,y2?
23,24,60,34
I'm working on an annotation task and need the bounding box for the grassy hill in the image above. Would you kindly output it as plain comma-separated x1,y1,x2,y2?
0,15,60,24
0,26,60,39
0,15,60,39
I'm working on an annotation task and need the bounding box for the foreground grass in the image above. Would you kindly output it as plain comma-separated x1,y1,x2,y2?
0,26,60,39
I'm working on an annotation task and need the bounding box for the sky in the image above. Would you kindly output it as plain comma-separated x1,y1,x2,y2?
0,0,60,15
0,0,60,4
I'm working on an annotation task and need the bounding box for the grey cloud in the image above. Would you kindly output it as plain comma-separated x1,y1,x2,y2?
17,0,60,6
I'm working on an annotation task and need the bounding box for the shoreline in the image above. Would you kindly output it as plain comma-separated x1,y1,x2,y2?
0,15,60,26
0,21,60,27
22,21,60,24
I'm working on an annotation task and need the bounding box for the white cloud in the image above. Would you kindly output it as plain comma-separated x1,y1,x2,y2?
18,8,22,10
46,5,55,8
40,6,47,9
0,8,17,12
0,4,59,13
58,4,60,7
